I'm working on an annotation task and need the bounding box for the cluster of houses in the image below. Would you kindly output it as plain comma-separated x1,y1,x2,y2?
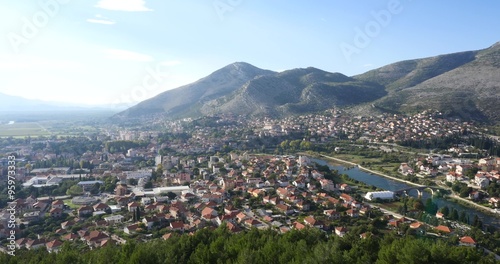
254,110,478,144
0,150,486,253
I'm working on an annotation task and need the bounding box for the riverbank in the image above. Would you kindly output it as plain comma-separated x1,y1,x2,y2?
317,154,424,188
448,194,499,216
310,153,500,221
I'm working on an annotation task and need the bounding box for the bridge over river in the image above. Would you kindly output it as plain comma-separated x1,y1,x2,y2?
393,186,445,197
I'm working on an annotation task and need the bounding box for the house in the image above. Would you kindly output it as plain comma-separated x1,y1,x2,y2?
61,220,75,230
93,203,110,213
170,221,185,231
224,205,239,214
46,239,63,253
245,218,263,228
479,157,495,170
445,172,460,182
360,232,373,239
151,204,167,214
456,165,473,176
435,225,452,234
77,180,104,192
292,179,305,189
459,236,477,247
25,238,46,250
435,212,445,219
78,205,93,217
115,184,128,196
409,222,424,229
346,209,359,218
217,212,238,226
50,208,63,218
33,201,49,212
275,204,293,215
475,175,490,189
388,219,400,228
293,221,306,230
83,231,109,248
104,215,125,225
323,210,341,220
142,216,158,230
236,212,248,223
124,223,140,235
62,233,79,241
489,197,499,208
399,163,414,175
144,203,157,213
296,201,310,211
303,216,323,229
335,227,347,237
128,202,140,212
162,233,174,240
339,184,351,192
319,179,335,191
15,238,28,249
469,191,480,200
100,239,115,247
340,193,354,203
201,207,218,218
116,197,131,207
226,222,242,233
51,200,65,210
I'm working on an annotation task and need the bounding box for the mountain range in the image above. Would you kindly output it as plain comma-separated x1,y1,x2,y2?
116,42,499,123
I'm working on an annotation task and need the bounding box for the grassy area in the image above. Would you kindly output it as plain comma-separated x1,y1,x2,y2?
63,198,80,209
332,154,381,165
0,122,51,137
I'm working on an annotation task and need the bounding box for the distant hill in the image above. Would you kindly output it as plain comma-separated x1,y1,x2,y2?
116,62,276,118
115,64,386,119
354,42,500,122
0,92,109,112
117,42,500,123
199,68,385,116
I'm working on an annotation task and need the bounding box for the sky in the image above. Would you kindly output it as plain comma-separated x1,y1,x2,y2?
0,0,498,107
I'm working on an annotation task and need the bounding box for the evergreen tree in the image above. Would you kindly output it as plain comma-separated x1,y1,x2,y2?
136,207,141,222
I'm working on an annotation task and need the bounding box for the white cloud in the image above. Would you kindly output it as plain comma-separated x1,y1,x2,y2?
104,49,153,62
363,63,373,67
95,0,153,12
87,14,116,25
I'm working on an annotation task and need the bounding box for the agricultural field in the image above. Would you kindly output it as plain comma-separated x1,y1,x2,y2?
0,122,51,137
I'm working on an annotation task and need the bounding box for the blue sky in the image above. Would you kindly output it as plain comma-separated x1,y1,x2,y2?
0,0,498,106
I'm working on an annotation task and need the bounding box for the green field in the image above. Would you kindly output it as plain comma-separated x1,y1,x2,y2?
63,198,80,209
0,122,51,137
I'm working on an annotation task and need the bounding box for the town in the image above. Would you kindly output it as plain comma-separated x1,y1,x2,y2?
0,109,499,258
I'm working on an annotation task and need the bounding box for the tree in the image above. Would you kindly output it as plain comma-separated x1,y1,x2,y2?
144,180,153,189
413,199,424,211
66,185,83,196
425,198,438,215
450,209,459,221
127,178,138,186
133,207,141,222
440,206,450,218
459,211,467,223
166,192,177,200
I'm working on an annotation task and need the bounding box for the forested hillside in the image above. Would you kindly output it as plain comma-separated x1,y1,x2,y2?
2,226,496,264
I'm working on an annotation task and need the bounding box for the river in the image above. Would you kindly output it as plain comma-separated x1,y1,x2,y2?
312,158,500,229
